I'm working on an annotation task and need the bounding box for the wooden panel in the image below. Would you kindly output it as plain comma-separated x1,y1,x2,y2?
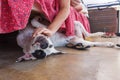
88,8,118,33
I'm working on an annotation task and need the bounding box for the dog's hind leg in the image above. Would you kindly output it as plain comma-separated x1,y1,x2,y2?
68,37,115,48
74,21,105,38
83,41,115,48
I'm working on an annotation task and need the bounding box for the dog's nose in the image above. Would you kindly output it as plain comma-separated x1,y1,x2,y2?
32,50,46,59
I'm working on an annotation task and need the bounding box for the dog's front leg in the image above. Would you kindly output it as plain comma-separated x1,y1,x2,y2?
16,53,36,62
31,17,47,28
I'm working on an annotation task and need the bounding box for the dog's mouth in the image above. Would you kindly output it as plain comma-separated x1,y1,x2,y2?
32,50,46,59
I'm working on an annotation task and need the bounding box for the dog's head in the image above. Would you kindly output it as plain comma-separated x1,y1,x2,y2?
32,35,49,50
30,34,62,59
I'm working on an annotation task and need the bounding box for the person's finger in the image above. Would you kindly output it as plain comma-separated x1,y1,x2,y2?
76,0,81,3
32,27,45,37
71,0,80,6
43,30,53,37
71,2,79,6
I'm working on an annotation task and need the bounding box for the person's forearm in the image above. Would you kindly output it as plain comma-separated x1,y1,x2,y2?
47,0,70,34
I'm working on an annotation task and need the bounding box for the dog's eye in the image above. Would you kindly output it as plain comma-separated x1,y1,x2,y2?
49,45,53,48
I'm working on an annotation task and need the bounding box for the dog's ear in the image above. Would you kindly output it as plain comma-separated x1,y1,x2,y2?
51,51,65,55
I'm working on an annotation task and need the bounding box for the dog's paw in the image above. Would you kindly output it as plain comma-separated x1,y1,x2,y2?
101,32,116,38
104,42,115,48
16,53,35,62
16,56,25,62
90,32,105,37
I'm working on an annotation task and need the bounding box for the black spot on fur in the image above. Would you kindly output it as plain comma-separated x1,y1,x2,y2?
49,45,53,48
116,44,120,47
32,50,46,59
35,36,49,49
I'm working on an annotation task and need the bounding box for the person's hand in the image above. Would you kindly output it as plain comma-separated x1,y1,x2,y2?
32,27,54,37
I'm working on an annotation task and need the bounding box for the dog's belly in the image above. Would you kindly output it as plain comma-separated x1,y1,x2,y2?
50,32,68,47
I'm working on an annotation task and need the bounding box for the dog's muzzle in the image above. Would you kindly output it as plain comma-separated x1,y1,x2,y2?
31,35,49,59
32,50,46,59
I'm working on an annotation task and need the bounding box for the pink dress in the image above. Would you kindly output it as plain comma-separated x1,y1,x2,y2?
0,0,90,36
1,0,34,33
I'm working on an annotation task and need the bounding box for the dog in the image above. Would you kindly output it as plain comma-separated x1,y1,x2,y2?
16,16,116,62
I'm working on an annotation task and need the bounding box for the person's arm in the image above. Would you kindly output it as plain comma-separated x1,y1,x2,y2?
48,0,70,33
33,0,70,37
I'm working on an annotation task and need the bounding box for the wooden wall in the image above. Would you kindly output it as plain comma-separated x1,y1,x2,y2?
88,8,118,33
